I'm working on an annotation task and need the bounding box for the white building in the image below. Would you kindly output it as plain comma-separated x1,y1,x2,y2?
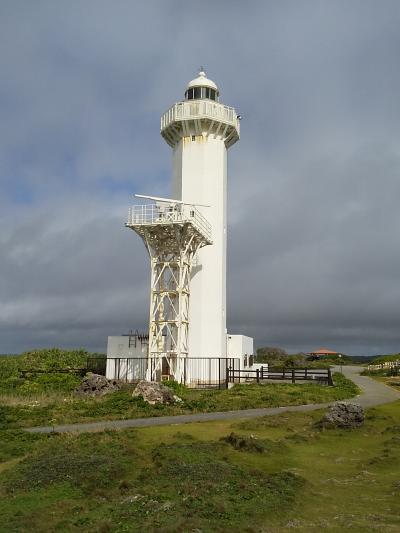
107,69,254,384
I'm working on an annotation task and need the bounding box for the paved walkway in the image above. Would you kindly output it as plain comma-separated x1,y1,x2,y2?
26,365,400,434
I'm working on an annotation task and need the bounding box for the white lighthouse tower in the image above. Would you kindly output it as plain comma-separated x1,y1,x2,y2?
107,69,253,384
162,68,240,359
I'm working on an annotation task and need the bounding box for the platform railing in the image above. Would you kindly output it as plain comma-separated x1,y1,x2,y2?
161,100,240,133
127,203,212,242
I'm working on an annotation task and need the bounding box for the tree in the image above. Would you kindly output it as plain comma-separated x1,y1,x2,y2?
256,346,287,363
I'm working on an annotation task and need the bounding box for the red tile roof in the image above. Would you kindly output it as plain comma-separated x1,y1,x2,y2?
309,348,338,355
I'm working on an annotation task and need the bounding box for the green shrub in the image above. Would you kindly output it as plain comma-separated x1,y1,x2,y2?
0,349,89,396
19,373,81,394
0,356,21,379
221,432,266,453
20,348,88,371
371,354,400,365
162,380,187,396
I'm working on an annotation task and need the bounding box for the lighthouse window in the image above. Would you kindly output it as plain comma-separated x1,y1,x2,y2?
186,87,217,101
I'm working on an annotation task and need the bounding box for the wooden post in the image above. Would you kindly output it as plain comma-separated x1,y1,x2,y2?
292,369,295,384
226,366,229,389
328,367,333,386
256,368,260,383
305,368,308,379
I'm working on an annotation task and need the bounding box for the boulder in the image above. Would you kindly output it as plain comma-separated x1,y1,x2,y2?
320,401,364,429
75,373,120,397
132,380,182,405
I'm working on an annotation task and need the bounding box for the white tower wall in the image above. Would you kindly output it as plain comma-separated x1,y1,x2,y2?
159,69,242,367
172,136,227,357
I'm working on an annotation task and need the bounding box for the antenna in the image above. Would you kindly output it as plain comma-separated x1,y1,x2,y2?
135,194,210,208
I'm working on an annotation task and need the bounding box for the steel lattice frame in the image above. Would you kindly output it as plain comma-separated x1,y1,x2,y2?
127,208,211,382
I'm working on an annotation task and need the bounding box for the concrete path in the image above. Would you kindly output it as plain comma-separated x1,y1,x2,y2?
26,366,400,434
332,365,400,407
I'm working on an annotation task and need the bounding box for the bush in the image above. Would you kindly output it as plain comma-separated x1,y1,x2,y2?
20,348,88,371
20,373,81,394
372,354,400,365
162,380,187,396
221,432,266,453
256,346,288,363
0,349,90,396
0,356,21,377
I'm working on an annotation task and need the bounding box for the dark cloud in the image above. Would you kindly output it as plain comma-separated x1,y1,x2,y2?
1,1,400,354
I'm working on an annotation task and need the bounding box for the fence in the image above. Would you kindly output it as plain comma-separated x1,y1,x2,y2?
88,357,240,389
127,203,212,244
367,360,400,372
227,366,333,386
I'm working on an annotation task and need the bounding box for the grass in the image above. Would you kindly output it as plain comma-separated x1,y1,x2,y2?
363,373,400,390
0,373,359,429
0,400,400,531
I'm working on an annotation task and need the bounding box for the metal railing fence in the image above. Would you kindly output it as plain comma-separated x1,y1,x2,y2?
161,100,240,133
227,366,333,386
127,203,212,243
88,357,240,389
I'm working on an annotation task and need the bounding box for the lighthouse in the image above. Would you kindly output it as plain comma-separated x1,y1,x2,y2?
106,69,253,384
162,68,240,359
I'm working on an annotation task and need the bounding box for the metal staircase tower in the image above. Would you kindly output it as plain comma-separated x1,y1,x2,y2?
126,201,212,382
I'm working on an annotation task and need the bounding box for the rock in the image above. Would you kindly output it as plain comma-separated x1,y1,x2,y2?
132,380,181,404
75,373,120,397
320,401,364,429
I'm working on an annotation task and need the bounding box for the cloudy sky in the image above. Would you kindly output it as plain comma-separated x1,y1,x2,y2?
1,1,400,355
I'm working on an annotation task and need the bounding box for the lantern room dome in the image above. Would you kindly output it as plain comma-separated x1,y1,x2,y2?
185,68,219,101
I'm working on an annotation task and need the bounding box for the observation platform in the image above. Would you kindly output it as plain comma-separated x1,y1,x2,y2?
126,203,212,253
161,100,240,148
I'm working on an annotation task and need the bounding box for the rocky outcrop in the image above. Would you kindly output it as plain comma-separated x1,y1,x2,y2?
132,380,182,405
75,373,120,396
319,401,364,429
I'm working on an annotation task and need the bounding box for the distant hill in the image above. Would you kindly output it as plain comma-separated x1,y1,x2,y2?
348,355,375,364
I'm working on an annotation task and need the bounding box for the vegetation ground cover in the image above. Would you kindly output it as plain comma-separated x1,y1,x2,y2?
369,354,400,365
363,372,400,391
0,372,358,429
0,400,399,531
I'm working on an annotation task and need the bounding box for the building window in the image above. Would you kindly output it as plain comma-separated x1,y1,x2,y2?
193,87,201,99
191,135,196,141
